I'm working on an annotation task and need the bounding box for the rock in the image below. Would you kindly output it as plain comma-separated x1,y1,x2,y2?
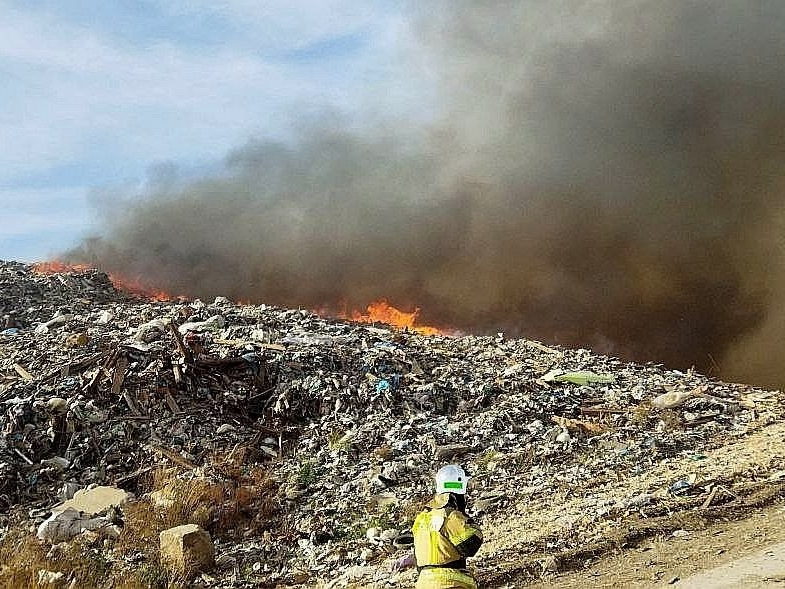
65,332,88,347
37,570,65,587
95,310,114,324
365,527,380,541
46,398,68,414
380,528,399,542
53,485,131,516
434,444,473,461
178,315,225,334
150,486,176,509
159,524,215,578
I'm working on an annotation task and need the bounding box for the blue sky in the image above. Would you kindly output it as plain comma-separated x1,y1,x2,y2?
0,0,422,261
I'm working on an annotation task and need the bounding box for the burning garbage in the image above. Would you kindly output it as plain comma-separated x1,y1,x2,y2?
1,260,784,588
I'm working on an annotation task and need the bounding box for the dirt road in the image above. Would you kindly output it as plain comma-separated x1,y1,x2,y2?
674,540,785,588
522,503,785,588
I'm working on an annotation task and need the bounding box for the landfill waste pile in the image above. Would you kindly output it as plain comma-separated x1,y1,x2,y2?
1,260,784,588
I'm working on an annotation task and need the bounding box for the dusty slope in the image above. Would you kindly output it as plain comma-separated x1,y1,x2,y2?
2,261,784,589
523,500,785,588
478,420,785,585
348,420,785,588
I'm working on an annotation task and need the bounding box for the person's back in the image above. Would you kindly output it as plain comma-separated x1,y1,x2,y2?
412,465,482,589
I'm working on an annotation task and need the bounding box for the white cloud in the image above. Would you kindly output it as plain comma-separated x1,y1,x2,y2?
1,211,87,238
0,1,422,261
156,0,393,50
0,2,410,181
0,186,93,260
0,186,92,231
0,10,284,176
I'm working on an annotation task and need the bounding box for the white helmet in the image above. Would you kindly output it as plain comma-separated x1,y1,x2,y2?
435,464,469,495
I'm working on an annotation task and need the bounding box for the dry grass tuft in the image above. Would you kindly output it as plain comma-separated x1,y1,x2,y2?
631,399,653,426
0,527,127,589
119,463,278,555
1,459,280,588
0,528,48,589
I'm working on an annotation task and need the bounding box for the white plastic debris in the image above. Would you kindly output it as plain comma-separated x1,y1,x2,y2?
178,315,225,334
37,508,112,543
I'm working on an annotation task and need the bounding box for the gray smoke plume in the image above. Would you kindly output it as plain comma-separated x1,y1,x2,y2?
71,1,785,388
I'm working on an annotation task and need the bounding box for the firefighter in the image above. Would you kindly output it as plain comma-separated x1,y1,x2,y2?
411,464,483,589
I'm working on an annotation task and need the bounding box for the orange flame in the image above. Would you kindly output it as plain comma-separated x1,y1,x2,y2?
107,272,182,302
32,260,181,302
342,300,442,336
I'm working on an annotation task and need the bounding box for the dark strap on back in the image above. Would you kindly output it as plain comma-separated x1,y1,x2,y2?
418,559,467,571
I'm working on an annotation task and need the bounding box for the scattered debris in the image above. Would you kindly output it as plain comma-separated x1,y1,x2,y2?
0,260,783,587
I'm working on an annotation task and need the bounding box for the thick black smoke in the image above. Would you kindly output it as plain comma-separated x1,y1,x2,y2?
72,1,785,388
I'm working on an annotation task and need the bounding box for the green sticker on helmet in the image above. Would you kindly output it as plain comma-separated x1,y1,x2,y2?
443,481,463,489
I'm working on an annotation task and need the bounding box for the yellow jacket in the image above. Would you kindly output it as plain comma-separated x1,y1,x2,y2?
412,494,482,589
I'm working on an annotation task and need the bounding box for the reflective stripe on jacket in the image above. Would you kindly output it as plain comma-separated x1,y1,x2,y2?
415,567,478,589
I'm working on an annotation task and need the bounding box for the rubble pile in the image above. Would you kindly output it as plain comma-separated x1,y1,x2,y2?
1,260,783,588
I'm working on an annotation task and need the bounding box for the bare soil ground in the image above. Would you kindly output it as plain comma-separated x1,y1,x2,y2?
518,502,785,588
346,414,785,589
475,419,785,588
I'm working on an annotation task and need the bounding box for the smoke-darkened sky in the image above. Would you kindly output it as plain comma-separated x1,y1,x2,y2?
71,1,785,388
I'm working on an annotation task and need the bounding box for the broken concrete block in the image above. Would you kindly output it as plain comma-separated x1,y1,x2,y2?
160,524,215,577
652,389,699,409
53,485,131,516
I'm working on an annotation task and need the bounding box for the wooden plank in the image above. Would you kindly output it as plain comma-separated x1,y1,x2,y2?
114,466,154,486
701,485,719,509
14,448,34,465
213,339,286,351
111,355,129,395
83,367,102,396
40,351,111,382
122,390,143,416
164,391,181,413
12,363,34,381
152,444,197,470
526,341,562,355
168,322,193,364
